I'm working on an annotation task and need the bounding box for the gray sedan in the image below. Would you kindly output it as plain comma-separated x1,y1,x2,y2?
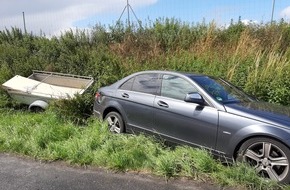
93,70,290,183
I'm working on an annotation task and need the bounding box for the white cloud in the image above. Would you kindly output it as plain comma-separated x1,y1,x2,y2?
241,19,258,26
0,0,157,37
280,6,290,21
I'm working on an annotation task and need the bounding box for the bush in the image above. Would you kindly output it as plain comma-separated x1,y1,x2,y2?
50,93,94,125
1,19,290,123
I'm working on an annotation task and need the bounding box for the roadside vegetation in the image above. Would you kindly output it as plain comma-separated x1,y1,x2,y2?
0,18,290,189
0,109,283,189
1,18,290,108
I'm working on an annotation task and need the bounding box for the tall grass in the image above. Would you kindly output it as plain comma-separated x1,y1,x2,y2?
1,19,290,108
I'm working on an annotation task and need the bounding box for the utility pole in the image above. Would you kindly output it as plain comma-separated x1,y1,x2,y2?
271,0,276,24
127,0,130,28
117,0,142,29
22,11,27,34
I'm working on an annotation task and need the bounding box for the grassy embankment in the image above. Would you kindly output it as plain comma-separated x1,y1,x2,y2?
0,109,284,190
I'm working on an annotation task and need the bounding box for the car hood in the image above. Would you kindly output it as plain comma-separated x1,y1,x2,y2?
224,102,290,128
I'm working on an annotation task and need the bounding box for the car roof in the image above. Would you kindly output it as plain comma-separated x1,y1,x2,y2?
108,70,208,89
132,70,206,77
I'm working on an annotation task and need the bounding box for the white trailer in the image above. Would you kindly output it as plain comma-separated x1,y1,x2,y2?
2,70,94,111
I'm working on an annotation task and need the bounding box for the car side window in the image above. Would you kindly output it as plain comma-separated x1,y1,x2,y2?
161,74,197,100
119,77,135,90
131,73,160,95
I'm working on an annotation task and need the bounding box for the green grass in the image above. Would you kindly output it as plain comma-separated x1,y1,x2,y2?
0,108,286,190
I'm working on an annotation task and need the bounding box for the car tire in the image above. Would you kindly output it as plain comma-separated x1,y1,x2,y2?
237,137,290,183
104,112,125,134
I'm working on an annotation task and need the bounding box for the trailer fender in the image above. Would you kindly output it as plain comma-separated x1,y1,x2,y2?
29,100,48,112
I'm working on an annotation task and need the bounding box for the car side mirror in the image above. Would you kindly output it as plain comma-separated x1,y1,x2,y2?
184,92,205,105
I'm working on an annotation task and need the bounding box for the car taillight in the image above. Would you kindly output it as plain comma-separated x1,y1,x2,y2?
95,92,102,103
95,92,101,98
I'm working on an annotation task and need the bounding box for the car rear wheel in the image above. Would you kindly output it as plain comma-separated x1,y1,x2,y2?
104,112,125,134
237,137,290,183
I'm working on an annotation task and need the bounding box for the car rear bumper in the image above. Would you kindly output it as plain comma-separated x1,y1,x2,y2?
93,109,102,119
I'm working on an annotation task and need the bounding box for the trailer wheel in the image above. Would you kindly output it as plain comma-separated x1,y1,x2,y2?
29,100,48,112
29,106,45,112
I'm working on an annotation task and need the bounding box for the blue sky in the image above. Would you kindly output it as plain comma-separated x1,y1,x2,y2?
76,0,290,27
1,0,290,36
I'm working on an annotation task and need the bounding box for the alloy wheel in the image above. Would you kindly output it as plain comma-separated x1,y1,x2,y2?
242,141,289,181
105,112,124,133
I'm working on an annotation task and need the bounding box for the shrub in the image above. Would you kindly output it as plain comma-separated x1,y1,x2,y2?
50,93,94,125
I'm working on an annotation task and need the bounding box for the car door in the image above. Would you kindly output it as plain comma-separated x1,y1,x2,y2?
115,73,160,132
153,74,218,149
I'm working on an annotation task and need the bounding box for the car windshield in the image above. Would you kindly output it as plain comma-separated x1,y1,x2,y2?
190,76,255,104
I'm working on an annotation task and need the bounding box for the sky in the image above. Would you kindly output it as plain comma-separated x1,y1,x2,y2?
1,0,290,37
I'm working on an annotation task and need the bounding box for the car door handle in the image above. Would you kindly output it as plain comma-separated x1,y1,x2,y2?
121,93,129,98
157,101,169,108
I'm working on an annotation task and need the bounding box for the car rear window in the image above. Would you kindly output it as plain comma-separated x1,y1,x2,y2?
119,77,134,90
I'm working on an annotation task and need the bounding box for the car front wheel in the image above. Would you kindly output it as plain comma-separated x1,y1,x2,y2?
104,112,125,134
237,137,290,183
